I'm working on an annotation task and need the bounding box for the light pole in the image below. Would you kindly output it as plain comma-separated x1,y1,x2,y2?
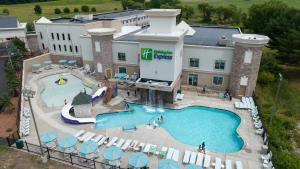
23,88,47,162
269,73,283,126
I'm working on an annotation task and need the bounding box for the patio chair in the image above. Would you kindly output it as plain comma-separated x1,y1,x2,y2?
73,130,85,138
116,138,125,148
203,154,211,168
183,150,191,164
98,136,108,146
196,153,204,166
166,148,174,159
143,144,151,153
172,149,179,162
236,161,243,169
189,152,197,164
212,157,224,169
148,145,157,155
106,137,118,147
159,147,168,158
83,132,95,142
225,159,232,169
121,139,132,151
91,135,103,143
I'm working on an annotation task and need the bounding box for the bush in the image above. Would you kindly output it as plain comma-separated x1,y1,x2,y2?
34,5,42,14
54,8,61,14
258,71,276,85
91,7,96,12
63,7,70,14
73,8,79,13
81,5,89,12
0,95,11,112
2,8,9,15
26,22,35,31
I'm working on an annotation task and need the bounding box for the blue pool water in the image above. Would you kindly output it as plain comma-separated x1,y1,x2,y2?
96,104,244,153
40,74,92,107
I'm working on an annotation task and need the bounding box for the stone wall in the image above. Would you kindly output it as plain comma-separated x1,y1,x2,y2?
26,34,40,52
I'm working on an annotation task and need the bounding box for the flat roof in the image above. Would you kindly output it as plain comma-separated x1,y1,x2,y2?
0,16,18,28
114,25,241,47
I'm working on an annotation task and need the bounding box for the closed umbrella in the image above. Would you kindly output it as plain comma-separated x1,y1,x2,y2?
40,131,58,144
59,59,67,64
58,135,77,149
185,164,203,169
43,60,52,65
104,146,123,161
158,159,179,169
79,141,98,155
129,152,148,168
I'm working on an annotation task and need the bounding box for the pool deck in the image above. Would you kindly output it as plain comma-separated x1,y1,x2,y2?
21,66,265,169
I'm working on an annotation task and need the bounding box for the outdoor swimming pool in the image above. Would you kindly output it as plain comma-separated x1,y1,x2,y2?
96,103,244,153
40,74,92,107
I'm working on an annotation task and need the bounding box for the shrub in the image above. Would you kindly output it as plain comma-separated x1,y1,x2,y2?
54,8,62,14
63,7,70,14
258,71,275,85
34,5,42,14
91,7,96,12
2,8,9,15
0,95,11,112
81,5,89,12
73,8,79,13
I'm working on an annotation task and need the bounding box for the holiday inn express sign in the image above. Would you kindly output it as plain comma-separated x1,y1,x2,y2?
141,48,173,60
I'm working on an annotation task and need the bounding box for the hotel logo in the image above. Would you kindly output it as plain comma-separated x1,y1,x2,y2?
141,48,153,60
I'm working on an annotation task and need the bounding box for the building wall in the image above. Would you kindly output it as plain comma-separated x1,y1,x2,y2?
120,14,148,27
112,41,139,65
80,35,93,61
113,64,139,76
26,34,40,52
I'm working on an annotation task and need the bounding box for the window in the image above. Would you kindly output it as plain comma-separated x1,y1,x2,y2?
95,41,101,52
214,60,225,70
118,52,126,61
189,58,199,68
53,44,56,51
51,33,54,40
119,67,126,73
39,32,43,39
56,33,60,40
244,50,253,64
68,33,71,41
58,45,61,51
240,76,248,86
64,45,67,52
213,76,224,86
42,43,45,49
188,74,198,86
69,45,73,52
62,33,65,40
75,46,78,53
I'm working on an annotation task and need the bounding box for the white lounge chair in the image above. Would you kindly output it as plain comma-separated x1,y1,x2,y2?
166,148,174,159
196,153,204,166
183,150,191,164
121,139,132,150
212,157,224,169
78,132,90,142
143,144,151,153
159,146,168,158
91,135,103,143
172,149,179,162
84,132,95,142
203,154,211,168
225,159,232,169
261,151,272,162
189,152,197,164
116,139,125,148
236,161,243,169
106,137,118,147
256,128,264,135
98,136,108,146
134,142,145,151
263,161,273,169
130,140,139,149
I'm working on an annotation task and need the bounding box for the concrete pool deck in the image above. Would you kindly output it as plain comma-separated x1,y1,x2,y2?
21,66,265,169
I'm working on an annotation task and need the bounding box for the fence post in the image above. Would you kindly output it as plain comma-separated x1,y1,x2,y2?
70,153,73,165
25,141,29,152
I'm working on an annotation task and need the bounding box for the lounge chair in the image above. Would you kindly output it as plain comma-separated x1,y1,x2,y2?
129,140,139,149
121,139,132,150
261,151,272,162
149,145,157,154
189,152,197,164
83,132,95,142
212,157,224,169
236,161,243,169
106,137,118,147
172,149,179,162
263,161,273,169
203,154,211,168
256,128,264,135
98,136,108,146
143,144,151,153
225,159,232,169
78,132,90,142
183,150,191,164
166,148,174,159
159,147,168,158
134,142,145,151
91,135,103,143
196,153,204,166
116,139,125,148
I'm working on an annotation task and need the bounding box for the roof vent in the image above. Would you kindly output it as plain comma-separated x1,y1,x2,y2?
218,35,228,46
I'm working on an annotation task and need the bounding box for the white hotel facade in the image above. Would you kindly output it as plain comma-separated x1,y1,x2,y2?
34,9,269,103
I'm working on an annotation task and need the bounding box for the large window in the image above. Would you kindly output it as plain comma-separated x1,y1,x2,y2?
118,52,126,61
75,46,78,53
42,43,45,49
69,45,73,52
56,33,60,40
64,45,67,52
213,76,224,86
58,45,61,51
51,33,54,40
68,33,71,41
188,74,198,86
189,58,199,68
214,60,225,70
39,32,43,39
62,33,65,40
53,44,56,51
119,67,126,73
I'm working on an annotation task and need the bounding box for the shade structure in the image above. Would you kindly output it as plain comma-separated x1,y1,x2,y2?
79,141,98,155
67,60,76,65
58,135,77,149
114,73,129,79
129,152,148,168
185,164,203,169
104,146,123,161
58,59,67,64
43,60,52,65
40,131,58,143
158,159,179,169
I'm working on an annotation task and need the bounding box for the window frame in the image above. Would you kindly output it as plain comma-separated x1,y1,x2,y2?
212,76,224,86
118,66,127,74
214,60,226,71
189,58,199,68
117,52,126,61
187,74,198,86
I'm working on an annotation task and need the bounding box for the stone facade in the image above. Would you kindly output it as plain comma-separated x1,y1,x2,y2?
26,34,40,52
229,44,262,97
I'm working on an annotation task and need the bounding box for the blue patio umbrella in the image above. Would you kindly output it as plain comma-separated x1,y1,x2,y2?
58,135,77,149
43,60,52,65
40,131,58,144
114,73,129,79
58,59,67,64
79,141,98,155
185,164,203,169
32,64,41,69
158,159,179,169
104,146,123,161
67,60,76,65
129,152,148,168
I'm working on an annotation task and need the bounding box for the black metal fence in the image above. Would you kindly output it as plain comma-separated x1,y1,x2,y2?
0,137,130,169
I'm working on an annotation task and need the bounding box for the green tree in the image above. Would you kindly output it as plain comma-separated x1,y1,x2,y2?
8,45,23,71
4,63,20,96
54,8,62,14
73,8,79,13
91,7,96,12
182,5,194,20
11,38,27,54
2,8,9,15
0,95,11,112
63,7,70,14
26,22,35,31
81,5,90,12
198,3,214,22
34,4,42,14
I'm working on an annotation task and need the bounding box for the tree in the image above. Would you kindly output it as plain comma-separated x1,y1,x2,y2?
11,38,27,54
91,7,96,12
182,5,194,20
26,22,35,31
198,3,214,22
63,7,70,14
2,8,9,15
0,95,11,112
34,4,42,14
54,8,61,14
4,63,20,96
73,8,79,13
81,5,89,12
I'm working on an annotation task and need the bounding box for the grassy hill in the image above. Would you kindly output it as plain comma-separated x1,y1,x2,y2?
1,0,300,23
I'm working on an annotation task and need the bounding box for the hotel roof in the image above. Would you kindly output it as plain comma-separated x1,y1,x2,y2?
0,16,18,28
114,26,241,47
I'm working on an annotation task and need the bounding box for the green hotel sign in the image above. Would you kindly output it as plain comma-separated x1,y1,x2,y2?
141,48,173,61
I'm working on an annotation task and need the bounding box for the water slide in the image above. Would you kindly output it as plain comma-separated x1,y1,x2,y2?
92,87,108,102
61,103,96,124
